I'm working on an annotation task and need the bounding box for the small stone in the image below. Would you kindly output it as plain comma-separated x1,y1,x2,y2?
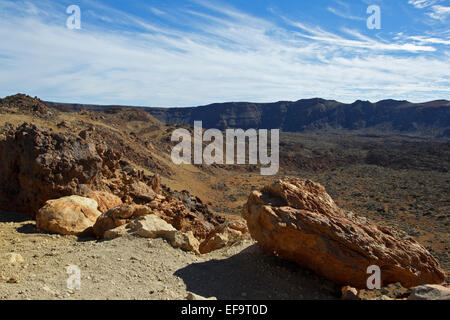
165,230,200,254
134,215,176,239
341,286,360,300
42,286,56,294
408,285,450,300
7,276,19,284
104,224,130,239
186,292,217,300
7,253,25,266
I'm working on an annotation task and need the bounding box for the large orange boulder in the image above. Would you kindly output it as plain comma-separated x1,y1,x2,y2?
36,196,102,235
85,191,123,213
242,178,446,289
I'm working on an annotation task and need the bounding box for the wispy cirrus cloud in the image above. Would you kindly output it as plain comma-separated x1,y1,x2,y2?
428,5,450,21
286,19,436,52
408,0,439,9
326,6,365,21
0,0,448,106
408,0,450,21
407,35,450,45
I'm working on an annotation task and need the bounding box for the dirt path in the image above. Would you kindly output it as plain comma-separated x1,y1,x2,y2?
0,211,338,300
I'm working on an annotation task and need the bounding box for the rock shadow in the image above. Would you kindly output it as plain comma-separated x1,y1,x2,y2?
0,210,31,223
174,244,339,300
16,223,40,235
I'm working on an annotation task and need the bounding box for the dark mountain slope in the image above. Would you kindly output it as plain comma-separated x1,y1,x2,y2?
146,98,450,136
44,98,450,136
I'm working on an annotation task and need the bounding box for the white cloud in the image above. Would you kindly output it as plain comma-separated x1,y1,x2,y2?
0,0,448,106
408,0,439,9
327,7,365,21
149,7,166,16
408,1,450,22
408,35,450,45
428,5,450,21
285,20,436,52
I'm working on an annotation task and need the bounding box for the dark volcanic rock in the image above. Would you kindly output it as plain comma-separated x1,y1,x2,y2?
0,123,223,237
0,123,117,217
44,97,450,136
145,99,450,137
0,94,52,117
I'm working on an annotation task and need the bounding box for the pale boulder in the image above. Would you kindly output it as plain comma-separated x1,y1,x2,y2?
99,213,200,253
408,285,450,300
4,253,25,266
133,215,177,238
132,216,200,253
37,196,102,235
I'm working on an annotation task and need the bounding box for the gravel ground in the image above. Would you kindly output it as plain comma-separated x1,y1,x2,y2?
0,211,338,300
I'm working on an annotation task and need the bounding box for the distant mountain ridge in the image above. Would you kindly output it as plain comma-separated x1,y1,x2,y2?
45,98,450,137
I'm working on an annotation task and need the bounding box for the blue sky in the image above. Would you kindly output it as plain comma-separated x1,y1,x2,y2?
0,0,449,107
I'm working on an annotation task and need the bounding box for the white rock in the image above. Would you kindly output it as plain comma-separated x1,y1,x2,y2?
7,253,25,266
186,292,217,300
36,195,101,235
165,230,200,254
133,215,176,238
408,285,450,300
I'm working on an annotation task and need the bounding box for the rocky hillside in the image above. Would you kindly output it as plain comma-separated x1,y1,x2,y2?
46,98,450,137
1,94,448,300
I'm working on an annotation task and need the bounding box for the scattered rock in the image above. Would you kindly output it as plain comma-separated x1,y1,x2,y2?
165,230,200,254
0,123,178,218
151,174,161,194
93,204,153,238
57,121,69,129
0,94,51,117
341,286,360,300
186,292,217,300
103,224,131,240
7,276,19,284
242,178,446,288
133,215,177,239
41,285,57,295
199,220,249,254
96,211,200,253
37,196,102,235
85,191,122,214
128,181,157,203
408,285,450,300
93,198,215,241
0,123,222,242
7,253,25,266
